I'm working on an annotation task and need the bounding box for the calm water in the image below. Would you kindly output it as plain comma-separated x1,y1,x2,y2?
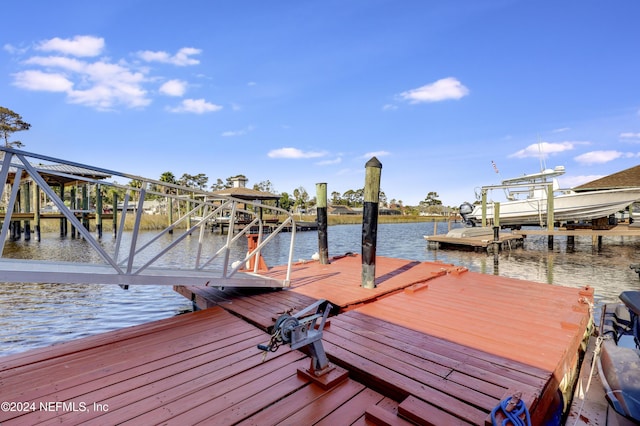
1,222,639,356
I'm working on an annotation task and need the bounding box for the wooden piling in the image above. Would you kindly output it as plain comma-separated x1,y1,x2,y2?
70,186,76,239
33,183,41,241
481,189,487,227
547,183,554,248
362,157,382,289
316,183,329,264
23,182,31,241
59,183,66,236
82,184,89,232
112,192,118,237
96,185,103,239
168,197,173,234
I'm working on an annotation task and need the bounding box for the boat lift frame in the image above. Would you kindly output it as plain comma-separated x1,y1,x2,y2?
477,181,555,228
0,147,296,288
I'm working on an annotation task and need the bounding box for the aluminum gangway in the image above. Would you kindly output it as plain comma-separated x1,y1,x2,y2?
0,147,296,288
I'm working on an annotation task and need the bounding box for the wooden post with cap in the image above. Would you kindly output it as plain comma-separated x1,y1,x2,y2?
362,157,382,289
316,183,329,264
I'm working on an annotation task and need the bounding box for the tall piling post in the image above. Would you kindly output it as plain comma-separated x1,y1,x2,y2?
59,183,66,236
33,183,41,241
547,182,554,248
168,197,173,234
481,189,488,228
96,184,103,239
362,157,382,289
23,182,31,241
316,183,329,264
112,192,118,237
70,186,76,239
82,184,89,233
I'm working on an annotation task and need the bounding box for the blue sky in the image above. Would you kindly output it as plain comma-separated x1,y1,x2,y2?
2,1,640,206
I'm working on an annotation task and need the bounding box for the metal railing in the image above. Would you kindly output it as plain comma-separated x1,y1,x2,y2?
0,147,296,288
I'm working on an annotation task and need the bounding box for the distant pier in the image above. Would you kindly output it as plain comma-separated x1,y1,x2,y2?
425,223,640,251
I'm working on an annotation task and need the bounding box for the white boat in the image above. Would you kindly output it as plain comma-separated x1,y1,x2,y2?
460,166,640,227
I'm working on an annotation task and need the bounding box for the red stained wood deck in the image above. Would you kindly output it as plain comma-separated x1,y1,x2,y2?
1,254,593,425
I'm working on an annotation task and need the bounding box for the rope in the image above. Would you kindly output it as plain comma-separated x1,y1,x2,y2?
569,335,604,425
491,393,531,426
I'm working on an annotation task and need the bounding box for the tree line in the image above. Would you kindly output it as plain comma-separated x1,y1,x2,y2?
1,106,446,214
133,170,446,215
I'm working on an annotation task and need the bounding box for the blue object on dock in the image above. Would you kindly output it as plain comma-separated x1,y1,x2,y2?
491,393,532,426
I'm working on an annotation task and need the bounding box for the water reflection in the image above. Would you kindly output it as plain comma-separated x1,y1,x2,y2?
1,222,639,356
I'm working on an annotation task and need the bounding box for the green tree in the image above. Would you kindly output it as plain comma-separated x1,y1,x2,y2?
152,171,176,197
210,178,226,191
279,192,293,211
419,191,443,215
292,186,309,212
379,190,387,207
253,180,275,193
192,173,209,190
178,173,208,189
0,106,31,148
330,191,341,205
421,191,442,206
159,171,176,185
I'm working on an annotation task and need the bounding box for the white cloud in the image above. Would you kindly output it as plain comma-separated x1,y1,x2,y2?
620,132,640,139
362,150,390,159
68,83,151,109
168,98,222,114
552,127,570,133
67,61,150,109
221,125,254,137
382,104,398,111
12,70,73,92
159,79,187,97
316,157,342,166
574,150,634,165
509,141,579,159
10,35,208,111
138,47,201,66
267,147,327,159
25,55,86,72
37,35,104,57
3,43,27,55
399,77,469,103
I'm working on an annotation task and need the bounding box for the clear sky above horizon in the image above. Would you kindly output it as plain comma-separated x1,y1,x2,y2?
2,1,640,206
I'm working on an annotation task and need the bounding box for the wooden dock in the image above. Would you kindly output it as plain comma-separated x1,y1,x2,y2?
514,223,640,237
0,255,593,425
424,228,524,251
425,223,640,251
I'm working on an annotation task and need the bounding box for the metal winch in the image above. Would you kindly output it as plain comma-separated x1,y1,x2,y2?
258,299,334,376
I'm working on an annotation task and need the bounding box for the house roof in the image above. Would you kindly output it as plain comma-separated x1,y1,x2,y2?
3,160,112,185
573,164,640,191
210,186,280,200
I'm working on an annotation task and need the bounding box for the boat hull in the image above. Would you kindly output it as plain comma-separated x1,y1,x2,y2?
468,188,640,226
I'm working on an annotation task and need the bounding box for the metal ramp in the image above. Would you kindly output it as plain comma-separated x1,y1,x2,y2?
0,147,296,288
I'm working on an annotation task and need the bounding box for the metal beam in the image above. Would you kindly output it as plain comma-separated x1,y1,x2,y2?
0,147,295,289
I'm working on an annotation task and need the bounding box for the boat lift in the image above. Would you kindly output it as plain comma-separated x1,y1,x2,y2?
474,181,556,228
473,166,565,228
0,147,296,288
